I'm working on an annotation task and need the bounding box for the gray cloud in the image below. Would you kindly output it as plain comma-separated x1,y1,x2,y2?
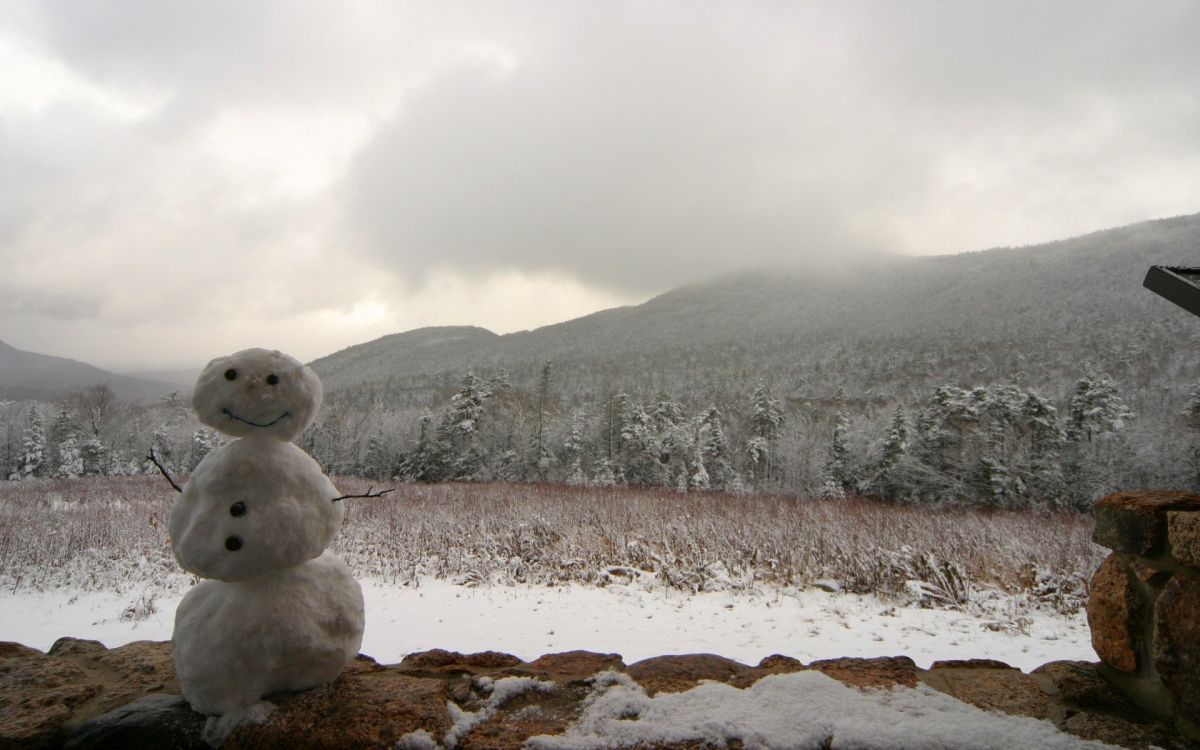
344,1,1200,293
1,1,1199,368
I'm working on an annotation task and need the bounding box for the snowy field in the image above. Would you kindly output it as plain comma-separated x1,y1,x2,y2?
1,578,1095,671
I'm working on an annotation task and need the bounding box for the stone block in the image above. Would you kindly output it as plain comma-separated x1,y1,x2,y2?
809,656,920,689
63,694,206,750
1087,554,1143,673
1167,511,1200,568
1154,574,1200,717
0,647,101,750
921,660,1048,719
226,667,450,750
1093,490,1200,555
522,650,625,679
1030,660,1134,715
626,653,753,695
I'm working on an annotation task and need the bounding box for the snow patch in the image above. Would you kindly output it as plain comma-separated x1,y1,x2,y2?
444,676,555,748
528,670,1120,750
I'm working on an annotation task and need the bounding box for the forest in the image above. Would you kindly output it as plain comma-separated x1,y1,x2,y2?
2,361,1197,512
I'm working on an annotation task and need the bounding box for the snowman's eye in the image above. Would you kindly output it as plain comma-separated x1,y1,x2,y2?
266,374,279,385
225,536,243,551
230,502,246,517
224,369,238,381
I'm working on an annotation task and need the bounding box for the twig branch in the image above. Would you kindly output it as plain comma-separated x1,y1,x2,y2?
332,486,394,503
147,448,182,493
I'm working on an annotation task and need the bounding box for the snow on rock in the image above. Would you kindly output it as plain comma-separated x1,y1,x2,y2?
527,670,1120,750
444,676,556,748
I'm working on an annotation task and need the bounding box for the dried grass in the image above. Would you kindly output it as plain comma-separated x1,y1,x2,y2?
0,478,1105,613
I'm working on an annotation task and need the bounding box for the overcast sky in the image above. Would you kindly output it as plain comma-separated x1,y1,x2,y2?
2,1,1198,371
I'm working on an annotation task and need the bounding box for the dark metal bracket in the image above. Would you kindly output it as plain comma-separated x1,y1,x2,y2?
1144,266,1200,319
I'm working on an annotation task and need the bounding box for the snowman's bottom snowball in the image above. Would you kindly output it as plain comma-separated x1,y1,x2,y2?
173,551,365,718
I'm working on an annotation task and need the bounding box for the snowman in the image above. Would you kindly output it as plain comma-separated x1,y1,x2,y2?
168,349,365,746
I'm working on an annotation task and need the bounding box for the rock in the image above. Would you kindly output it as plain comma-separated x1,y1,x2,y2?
1093,490,1200,555
928,658,1015,670
523,650,625,679
0,642,42,660
626,654,753,695
921,660,1048,719
1031,661,1134,715
226,664,451,750
1154,574,1200,717
1063,711,1191,750
0,645,101,750
756,654,804,670
1168,511,1200,567
48,637,108,658
68,640,178,715
398,648,522,672
1088,554,1143,673
808,656,919,689
63,693,206,750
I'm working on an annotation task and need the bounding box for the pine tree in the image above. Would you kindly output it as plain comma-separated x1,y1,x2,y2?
825,410,852,495
81,436,106,476
188,427,221,471
18,403,46,478
698,407,736,490
747,381,784,486
561,409,591,486
1067,366,1134,443
531,360,555,480
55,435,83,478
47,406,74,476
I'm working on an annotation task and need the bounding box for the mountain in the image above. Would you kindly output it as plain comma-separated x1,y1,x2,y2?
310,213,1200,410
0,340,178,401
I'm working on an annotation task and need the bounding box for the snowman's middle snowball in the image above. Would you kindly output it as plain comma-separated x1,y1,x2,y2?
169,437,344,582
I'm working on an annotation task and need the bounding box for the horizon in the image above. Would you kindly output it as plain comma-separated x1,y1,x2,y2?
2,1,1198,371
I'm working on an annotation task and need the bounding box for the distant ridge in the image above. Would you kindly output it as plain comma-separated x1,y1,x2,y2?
308,212,1200,407
0,339,178,401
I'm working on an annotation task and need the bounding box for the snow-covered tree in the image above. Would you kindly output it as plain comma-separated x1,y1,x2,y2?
1066,366,1134,443
824,410,852,496
17,403,46,479
747,381,784,486
81,436,106,476
54,435,83,478
189,427,221,471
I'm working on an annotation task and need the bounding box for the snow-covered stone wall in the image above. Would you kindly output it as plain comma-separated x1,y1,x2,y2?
1087,489,1200,743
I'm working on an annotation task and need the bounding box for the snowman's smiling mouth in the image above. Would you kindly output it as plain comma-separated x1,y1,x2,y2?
222,408,292,428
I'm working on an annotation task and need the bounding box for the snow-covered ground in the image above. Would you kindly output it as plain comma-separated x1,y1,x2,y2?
1,578,1094,671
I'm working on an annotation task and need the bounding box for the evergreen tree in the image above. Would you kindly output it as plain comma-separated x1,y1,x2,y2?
55,435,83,478
188,427,221,471
824,410,852,495
398,414,440,482
81,436,106,476
561,409,591,486
47,406,74,476
18,403,46,479
698,407,736,491
1067,366,1134,443
747,381,784,486
531,360,555,480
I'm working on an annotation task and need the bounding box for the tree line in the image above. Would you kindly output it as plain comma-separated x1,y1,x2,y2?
3,364,1198,511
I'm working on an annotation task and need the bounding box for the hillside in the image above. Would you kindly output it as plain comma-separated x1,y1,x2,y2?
311,212,1200,410
0,340,177,401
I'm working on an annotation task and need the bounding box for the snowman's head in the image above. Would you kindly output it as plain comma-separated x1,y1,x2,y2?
193,348,322,441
